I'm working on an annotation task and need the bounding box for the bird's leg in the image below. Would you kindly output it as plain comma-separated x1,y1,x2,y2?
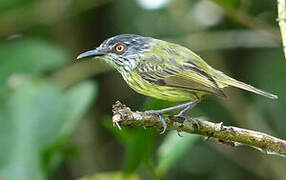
177,105,192,116
177,114,200,129
145,100,197,114
174,100,200,129
145,100,198,133
159,115,167,134
144,111,168,133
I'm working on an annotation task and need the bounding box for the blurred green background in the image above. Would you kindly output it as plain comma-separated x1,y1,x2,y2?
0,0,285,179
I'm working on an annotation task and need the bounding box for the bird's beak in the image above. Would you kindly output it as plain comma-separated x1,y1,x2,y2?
76,49,105,60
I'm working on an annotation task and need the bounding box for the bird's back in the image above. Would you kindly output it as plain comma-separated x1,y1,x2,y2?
129,38,277,100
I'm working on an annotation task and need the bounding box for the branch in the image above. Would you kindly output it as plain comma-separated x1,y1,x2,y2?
112,101,286,157
212,0,281,42
278,0,286,60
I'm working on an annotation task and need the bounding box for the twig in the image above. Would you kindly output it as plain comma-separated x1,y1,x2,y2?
278,0,286,60
112,101,286,157
171,30,279,51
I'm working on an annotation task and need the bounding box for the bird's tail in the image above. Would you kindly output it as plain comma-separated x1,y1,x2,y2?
214,71,278,99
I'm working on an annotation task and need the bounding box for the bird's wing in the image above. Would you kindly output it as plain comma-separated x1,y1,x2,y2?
135,58,226,97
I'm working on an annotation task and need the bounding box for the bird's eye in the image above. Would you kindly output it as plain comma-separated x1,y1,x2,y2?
114,44,125,53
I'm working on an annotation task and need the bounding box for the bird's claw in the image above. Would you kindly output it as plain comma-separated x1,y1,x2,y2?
177,130,184,137
175,115,200,129
145,110,167,134
159,114,167,134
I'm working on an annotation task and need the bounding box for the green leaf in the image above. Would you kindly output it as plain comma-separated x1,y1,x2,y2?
102,118,134,147
156,131,200,178
0,0,31,11
213,0,241,8
104,121,156,176
123,128,155,175
0,77,96,180
0,39,67,91
60,81,97,138
79,171,139,180
44,81,97,173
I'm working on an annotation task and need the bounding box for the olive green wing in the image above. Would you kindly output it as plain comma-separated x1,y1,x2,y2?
134,58,226,97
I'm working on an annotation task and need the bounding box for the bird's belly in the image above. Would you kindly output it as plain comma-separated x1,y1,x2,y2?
124,74,199,102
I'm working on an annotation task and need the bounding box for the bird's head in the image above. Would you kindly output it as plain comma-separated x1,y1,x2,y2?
77,34,153,73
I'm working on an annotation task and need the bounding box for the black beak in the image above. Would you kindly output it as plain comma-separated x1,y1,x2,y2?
77,49,105,60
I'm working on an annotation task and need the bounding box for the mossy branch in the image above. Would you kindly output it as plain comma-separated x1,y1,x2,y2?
278,0,286,59
112,101,286,157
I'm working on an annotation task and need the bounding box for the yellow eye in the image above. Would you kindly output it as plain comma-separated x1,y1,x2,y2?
115,44,125,53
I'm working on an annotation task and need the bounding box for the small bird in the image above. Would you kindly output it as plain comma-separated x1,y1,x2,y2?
77,34,278,133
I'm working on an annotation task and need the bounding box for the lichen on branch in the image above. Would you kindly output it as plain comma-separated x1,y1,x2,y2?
112,101,286,157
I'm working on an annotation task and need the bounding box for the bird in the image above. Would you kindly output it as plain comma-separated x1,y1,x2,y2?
77,34,278,133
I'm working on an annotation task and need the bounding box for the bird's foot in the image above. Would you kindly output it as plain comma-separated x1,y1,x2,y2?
145,110,167,134
174,104,200,129
175,114,200,129
177,130,184,137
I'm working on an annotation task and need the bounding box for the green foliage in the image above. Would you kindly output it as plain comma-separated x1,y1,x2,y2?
0,78,96,180
0,38,97,180
80,171,139,180
0,0,285,179
122,128,155,175
103,98,200,179
0,0,31,11
0,39,67,92
213,0,241,8
156,131,200,178
104,120,156,176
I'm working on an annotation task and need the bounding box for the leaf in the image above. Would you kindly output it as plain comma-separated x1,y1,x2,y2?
104,121,156,176
156,131,200,178
102,118,134,147
60,81,97,139
213,0,241,8
0,0,31,11
44,81,97,173
0,77,96,180
123,128,155,175
0,39,67,91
